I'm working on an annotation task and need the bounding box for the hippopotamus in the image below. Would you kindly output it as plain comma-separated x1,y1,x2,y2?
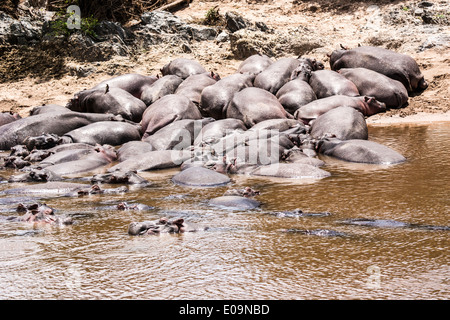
9,145,30,157
237,54,274,75
248,118,305,133
66,87,148,122
283,147,325,167
329,45,428,93
269,208,331,218
2,181,94,196
128,217,207,236
337,68,409,109
308,70,360,99
223,186,260,197
199,73,254,119
0,111,124,150
208,196,260,210
37,144,118,177
310,106,369,140
338,218,450,231
91,171,150,185
0,111,21,127
143,119,213,151
250,163,331,180
193,118,247,146
29,104,71,115
172,166,230,187
294,95,386,124
276,78,317,115
174,72,219,106
225,87,290,128
317,138,406,164
140,75,183,106
59,121,142,146
35,145,100,168
23,149,54,163
140,94,203,138
8,168,62,183
108,149,192,173
1,202,73,225
116,141,155,162
66,74,158,111
161,58,208,79
23,133,61,150
116,202,153,211
2,156,31,169
253,57,302,94
279,228,350,237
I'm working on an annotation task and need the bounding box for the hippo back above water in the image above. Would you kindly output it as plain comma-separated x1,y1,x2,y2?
329,45,428,93
161,58,208,79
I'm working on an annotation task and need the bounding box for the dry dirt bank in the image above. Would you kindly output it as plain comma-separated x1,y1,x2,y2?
0,0,449,125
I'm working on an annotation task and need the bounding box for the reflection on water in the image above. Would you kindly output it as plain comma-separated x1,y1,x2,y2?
0,123,449,299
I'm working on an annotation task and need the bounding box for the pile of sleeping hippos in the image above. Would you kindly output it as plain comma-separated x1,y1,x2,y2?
0,45,429,235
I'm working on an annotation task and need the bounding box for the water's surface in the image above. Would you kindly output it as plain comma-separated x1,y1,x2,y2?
0,123,448,299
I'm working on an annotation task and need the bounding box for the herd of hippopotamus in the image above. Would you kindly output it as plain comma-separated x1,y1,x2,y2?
2,44,446,236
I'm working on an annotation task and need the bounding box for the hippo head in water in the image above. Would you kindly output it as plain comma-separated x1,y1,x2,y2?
17,203,73,225
94,144,118,163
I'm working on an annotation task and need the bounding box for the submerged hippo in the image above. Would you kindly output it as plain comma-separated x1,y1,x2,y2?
237,54,274,75
250,163,331,180
295,95,386,124
1,202,73,225
172,166,230,187
161,58,208,79
199,73,254,119
91,171,150,185
338,218,450,231
225,87,290,128
308,69,360,99
329,45,428,93
128,217,207,235
310,106,369,140
66,87,148,123
208,196,260,210
279,228,349,237
140,75,183,106
338,68,409,109
140,94,203,138
60,121,142,146
0,111,124,151
194,119,247,146
317,138,406,164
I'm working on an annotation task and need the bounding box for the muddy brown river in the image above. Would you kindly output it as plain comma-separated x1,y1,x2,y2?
0,123,448,299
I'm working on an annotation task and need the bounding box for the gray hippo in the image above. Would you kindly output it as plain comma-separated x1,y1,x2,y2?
208,196,260,210
108,149,192,172
23,133,61,150
310,106,369,140
117,141,155,162
338,68,409,109
250,163,331,180
67,87,148,123
67,74,158,110
2,181,95,196
174,72,219,107
225,87,290,128
308,69,360,99
59,121,142,146
276,78,317,115
279,229,349,237
29,104,72,115
338,218,450,231
237,53,274,75
172,166,230,187
193,119,247,146
317,138,406,164
128,217,207,236
253,57,301,94
35,144,102,168
140,75,183,106
91,171,150,185
248,118,305,133
8,168,62,183
0,111,124,150
0,111,21,126
1,202,73,226
36,145,118,177
329,45,428,93
161,58,208,79
140,94,203,138
143,119,213,151
294,95,386,124
199,73,254,119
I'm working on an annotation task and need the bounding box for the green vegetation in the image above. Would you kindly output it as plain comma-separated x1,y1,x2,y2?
202,6,224,26
48,9,99,38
